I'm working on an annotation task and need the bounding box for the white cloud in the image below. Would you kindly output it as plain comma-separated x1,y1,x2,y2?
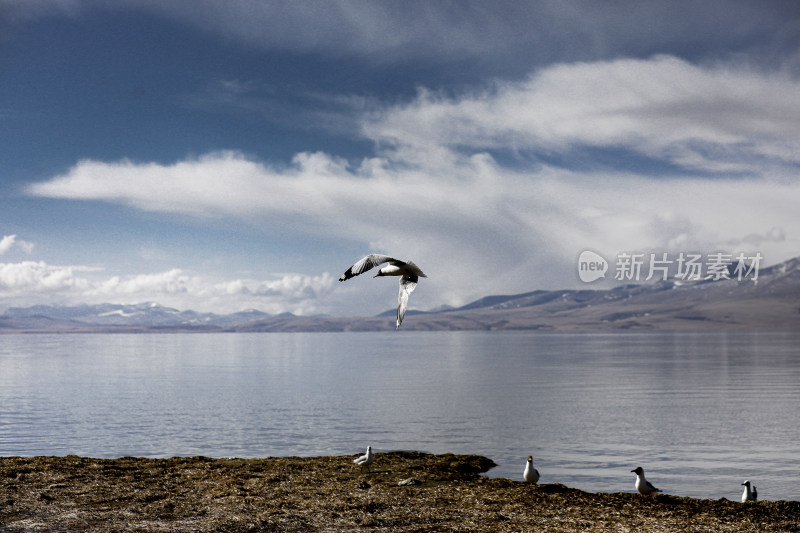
97,269,196,295
91,268,337,314
0,261,89,293
0,261,336,315
33,147,800,309
0,235,35,256
0,235,16,255
18,240,35,254
365,56,800,173
27,151,373,225
23,55,800,311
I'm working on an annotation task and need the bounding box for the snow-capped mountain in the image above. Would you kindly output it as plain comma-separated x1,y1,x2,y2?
1,302,271,329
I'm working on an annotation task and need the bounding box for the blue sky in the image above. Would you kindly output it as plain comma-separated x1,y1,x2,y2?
2,0,800,316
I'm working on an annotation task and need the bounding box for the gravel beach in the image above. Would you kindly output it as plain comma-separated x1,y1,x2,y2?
1,453,797,532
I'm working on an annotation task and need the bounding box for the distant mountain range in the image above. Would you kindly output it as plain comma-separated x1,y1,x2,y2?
2,257,799,333
0,302,273,332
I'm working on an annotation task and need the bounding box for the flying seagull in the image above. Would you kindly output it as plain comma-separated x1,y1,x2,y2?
354,446,375,473
741,480,758,502
339,254,427,328
523,456,540,484
631,466,661,495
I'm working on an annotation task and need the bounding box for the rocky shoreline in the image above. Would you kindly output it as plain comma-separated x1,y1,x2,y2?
1,453,797,532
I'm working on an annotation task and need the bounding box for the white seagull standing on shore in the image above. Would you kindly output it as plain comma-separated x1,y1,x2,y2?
339,254,427,328
631,466,661,495
523,456,540,484
354,446,375,473
741,480,758,502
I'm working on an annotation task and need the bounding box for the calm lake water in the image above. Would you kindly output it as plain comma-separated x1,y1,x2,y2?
0,331,797,501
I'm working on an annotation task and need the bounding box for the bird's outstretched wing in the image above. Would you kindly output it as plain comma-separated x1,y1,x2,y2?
339,254,397,281
396,274,419,328
402,260,427,278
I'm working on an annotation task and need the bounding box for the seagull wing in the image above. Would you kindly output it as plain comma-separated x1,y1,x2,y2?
396,274,419,328
339,254,397,281
646,480,660,492
403,260,428,278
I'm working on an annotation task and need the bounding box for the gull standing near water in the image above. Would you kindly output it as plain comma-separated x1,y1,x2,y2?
631,466,661,495
523,456,540,484
741,480,758,502
354,446,374,473
339,254,427,328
